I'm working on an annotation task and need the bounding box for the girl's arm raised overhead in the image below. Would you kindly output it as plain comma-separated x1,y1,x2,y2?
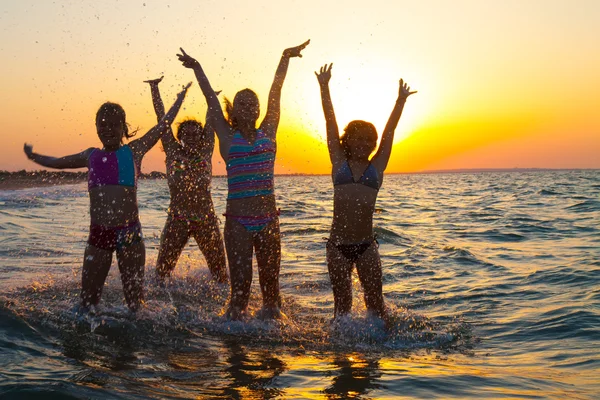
145,76,166,121
145,76,179,157
315,63,344,166
24,144,93,169
203,94,219,158
371,78,416,173
261,40,310,136
177,48,230,139
129,82,191,159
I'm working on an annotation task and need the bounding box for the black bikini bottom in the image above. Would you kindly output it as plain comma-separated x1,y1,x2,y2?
328,237,378,263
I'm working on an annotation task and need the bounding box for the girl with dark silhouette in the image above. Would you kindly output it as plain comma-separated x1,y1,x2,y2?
177,41,309,320
144,76,228,285
24,83,190,312
315,63,416,326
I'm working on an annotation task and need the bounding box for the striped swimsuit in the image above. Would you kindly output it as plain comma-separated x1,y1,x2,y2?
225,129,277,232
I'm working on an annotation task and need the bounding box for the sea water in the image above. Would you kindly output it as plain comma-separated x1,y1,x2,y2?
0,171,598,399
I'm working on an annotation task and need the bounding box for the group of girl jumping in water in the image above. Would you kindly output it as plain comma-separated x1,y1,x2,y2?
23,40,416,327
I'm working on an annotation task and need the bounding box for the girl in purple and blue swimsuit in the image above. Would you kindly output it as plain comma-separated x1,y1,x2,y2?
24,84,190,312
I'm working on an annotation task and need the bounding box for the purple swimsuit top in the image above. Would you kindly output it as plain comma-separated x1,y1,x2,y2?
88,145,138,190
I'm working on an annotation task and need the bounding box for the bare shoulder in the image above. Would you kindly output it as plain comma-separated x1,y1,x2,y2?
78,147,96,162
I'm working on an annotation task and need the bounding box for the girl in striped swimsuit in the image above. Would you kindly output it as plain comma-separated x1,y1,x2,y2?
177,41,309,320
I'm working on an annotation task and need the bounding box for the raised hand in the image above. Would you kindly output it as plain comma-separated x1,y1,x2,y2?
177,48,200,69
315,63,333,86
283,40,310,58
23,143,33,159
399,78,417,100
144,76,164,85
178,82,192,96
162,82,191,124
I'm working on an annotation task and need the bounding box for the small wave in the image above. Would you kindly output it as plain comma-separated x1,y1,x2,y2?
470,229,526,242
525,267,599,287
440,246,483,266
539,189,560,196
373,227,412,246
516,308,600,341
286,279,331,292
506,222,554,236
283,226,328,235
565,200,600,212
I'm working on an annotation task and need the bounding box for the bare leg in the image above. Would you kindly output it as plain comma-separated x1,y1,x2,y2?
224,217,254,319
326,241,354,317
254,217,281,312
117,241,145,312
355,242,388,322
156,216,190,282
81,244,113,308
192,214,228,283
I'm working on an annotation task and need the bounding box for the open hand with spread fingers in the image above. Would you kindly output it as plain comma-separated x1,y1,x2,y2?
315,63,333,86
399,78,417,100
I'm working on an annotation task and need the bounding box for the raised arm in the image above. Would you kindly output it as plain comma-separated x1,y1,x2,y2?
315,63,344,166
202,92,220,158
371,79,416,172
24,144,92,169
129,82,191,159
177,48,230,141
144,76,166,120
145,76,179,156
261,40,310,136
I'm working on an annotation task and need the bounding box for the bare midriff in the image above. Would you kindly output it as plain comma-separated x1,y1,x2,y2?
225,194,277,217
330,185,378,243
166,162,215,218
89,186,139,227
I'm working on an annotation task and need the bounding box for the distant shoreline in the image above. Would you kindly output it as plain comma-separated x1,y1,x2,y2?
0,170,166,191
1,168,597,190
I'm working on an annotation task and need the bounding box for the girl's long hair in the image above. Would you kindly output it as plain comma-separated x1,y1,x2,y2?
223,89,259,131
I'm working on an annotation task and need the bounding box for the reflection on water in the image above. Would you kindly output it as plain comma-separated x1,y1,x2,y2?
222,340,287,399
324,354,383,399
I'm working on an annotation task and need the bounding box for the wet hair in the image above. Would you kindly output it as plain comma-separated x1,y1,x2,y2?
340,120,378,158
223,89,259,130
95,102,137,141
176,119,204,142
223,97,234,127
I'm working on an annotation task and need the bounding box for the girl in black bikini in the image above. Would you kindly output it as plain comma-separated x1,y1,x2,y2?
315,63,416,326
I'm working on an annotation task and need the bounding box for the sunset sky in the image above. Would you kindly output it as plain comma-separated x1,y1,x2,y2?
1,0,598,174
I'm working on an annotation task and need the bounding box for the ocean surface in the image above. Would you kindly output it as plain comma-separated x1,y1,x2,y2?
0,171,598,399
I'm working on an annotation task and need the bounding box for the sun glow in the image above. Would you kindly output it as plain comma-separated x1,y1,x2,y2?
2,1,599,174
288,58,433,155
